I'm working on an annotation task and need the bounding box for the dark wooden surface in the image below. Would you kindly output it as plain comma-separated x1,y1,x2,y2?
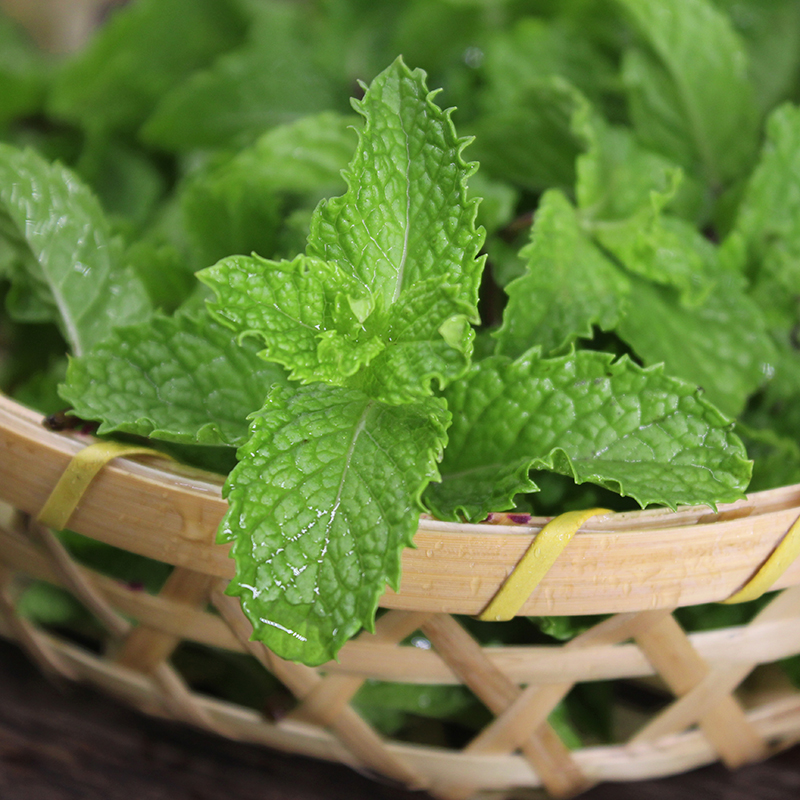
1,638,799,800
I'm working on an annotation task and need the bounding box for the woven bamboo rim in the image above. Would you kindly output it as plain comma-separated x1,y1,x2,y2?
3,391,800,798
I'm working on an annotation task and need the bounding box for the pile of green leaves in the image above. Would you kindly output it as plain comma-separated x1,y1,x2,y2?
3,0,800,679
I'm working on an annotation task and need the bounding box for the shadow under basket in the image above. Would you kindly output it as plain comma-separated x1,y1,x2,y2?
2,392,800,799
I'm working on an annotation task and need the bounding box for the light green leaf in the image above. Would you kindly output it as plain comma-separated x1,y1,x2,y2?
199,253,378,384
494,190,630,358
353,279,476,404
60,311,287,446
617,0,758,185
222,383,449,664
48,0,246,134
731,104,800,294
141,3,338,151
617,273,776,417
307,57,485,313
0,144,151,355
424,349,751,522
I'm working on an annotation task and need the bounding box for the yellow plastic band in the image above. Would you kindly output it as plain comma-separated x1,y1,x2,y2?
38,441,172,531
477,507,610,622
723,512,800,604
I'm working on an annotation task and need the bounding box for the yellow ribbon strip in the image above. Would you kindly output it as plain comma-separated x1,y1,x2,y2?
477,507,610,622
38,441,172,531
723,512,800,604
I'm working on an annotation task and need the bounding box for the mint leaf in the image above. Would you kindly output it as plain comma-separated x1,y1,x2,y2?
0,144,150,355
731,103,800,293
618,273,775,417
718,0,800,116
199,253,378,383
60,311,286,446
307,57,484,313
495,190,630,358
179,112,357,268
48,0,246,135
141,3,338,151
575,115,692,222
424,349,751,522
222,383,449,664
203,59,483,403
617,0,758,185
593,207,719,305
470,77,590,192
0,13,47,126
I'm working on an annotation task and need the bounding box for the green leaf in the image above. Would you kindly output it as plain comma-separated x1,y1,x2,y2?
199,253,378,384
617,273,775,417
575,115,692,222
617,0,758,185
0,13,48,126
731,104,800,294
494,190,630,358
60,311,287,446
479,17,619,113
48,0,247,135
141,3,339,151
0,144,151,355
178,112,358,268
307,57,484,313
469,77,590,193
593,208,719,306
716,0,800,116
202,60,484,403
221,383,449,664
424,349,751,522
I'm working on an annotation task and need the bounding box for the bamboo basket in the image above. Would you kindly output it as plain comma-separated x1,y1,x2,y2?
3,391,800,799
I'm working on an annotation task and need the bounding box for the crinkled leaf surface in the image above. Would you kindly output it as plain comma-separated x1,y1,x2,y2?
199,253,378,384
617,0,758,185
222,383,449,664
0,144,150,355
424,350,751,522
60,311,287,446
618,273,775,417
495,190,629,358
203,60,483,403
307,58,484,312
48,0,246,134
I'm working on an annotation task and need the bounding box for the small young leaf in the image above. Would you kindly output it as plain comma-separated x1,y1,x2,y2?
0,144,150,355
425,349,751,522
199,253,378,384
221,383,449,664
60,312,288,446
